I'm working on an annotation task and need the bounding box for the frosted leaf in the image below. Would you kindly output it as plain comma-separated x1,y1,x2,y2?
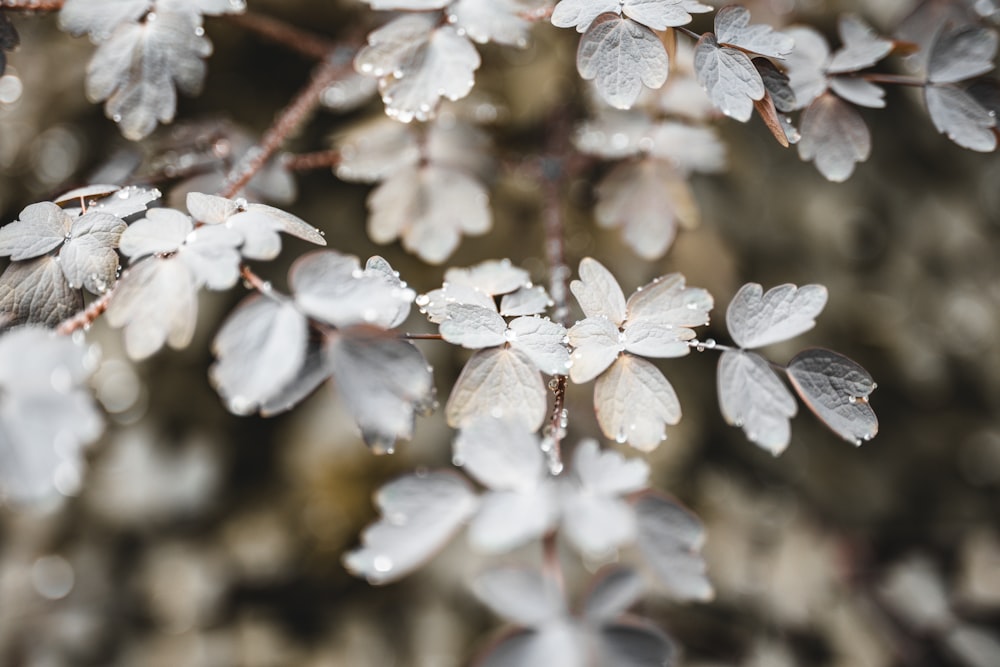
327,328,434,451
717,349,796,455
221,211,283,260
379,36,480,120
567,316,622,384
714,5,794,59
634,493,712,600
726,282,827,349
176,224,242,290
574,108,654,159
694,34,765,122
83,185,162,219
500,286,552,317
446,347,547,430
59,212,127,293
473,567,566,625
754,58,797,113
105,257,198,360
0,327,103,506
551,0,619,32
647,122,727,173
597,621,678,667
420,283,495,324
507,316,571,376
827,15,893,74
798,93,871,182
344,472,477,584
787,348,878,445
829,76,886,109
595,159,697,260
623,317,697,358
259,341,331,417
621,0,712,31
925,84,997,152
161,0,247,17
478,623,585,667
85,9,213,140
362,0,448,8
321,70,378,112
928,24,998,84
445,259,529,296
583,567,644,622
290,250,414,329
574,439,649,495
118,207,192,258
439,303,508,348
625,271,713,331
187,193,326,248
454,417,546,491
0,258,82,328
0,202,71,261
334,117,420,183
468,484,559,552
577,15,669,110
368,165,491,264
210,296,308,416
594,354,680,451
782,27,830,108
58,0,150,41
448,0,532,47
570,257,627,324
53,184,121,204
425,116,495,178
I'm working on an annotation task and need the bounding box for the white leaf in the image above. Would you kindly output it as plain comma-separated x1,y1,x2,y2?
445,259,530,296
829,76,886,109
561,491,637,557
797,93,872,182
714,5,794,58
0,202,71,260
648,121,727,172
176,224,243,290
578,15,669,110
567,316,622,384
478,623,585,667
419,282,496,324
59,212,126,294
626,271,713,332
597,621,677,666
551,0,619,33
508,316,571,375
119,207,192,258
473,567,566,625
928,24,998,84
925,84,997,152
634,493,712,600
726,282,828,349
500,286,552,317
827,14,893,74
0,258,83,328
439,303,508,348
448,0,533,47
717,349,796,455
454,417,546,491
787,348,878,445
570,257,627,325
334,116,420,183
782,26,830,108
623,0,712,31
594,354,680,450
59,0,150,41
363,0,448,8
694,33,765,122
572,439,649,495
468,484,560,553
84,185,162,219
574,108,654,159
446,347,548,430
344,472,478,584
583,567,644,622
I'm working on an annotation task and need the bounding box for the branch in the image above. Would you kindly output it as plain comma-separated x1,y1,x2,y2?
283,149,341,172
226,10,338,61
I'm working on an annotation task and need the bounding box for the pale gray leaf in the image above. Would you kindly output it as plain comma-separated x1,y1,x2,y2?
473,567,566,625
754,58,797,112
717,349,796,455
210,296,309,416
0,202,70,260
446,347,547,430
944,625,1000,667
597,621,678,667
259,341,332,417
454,417,546,491
829,76,886,108
570,257,626,325
468,484,560,553
185,191,237,224
925,84,998,152
425,117,495,178
59,237,120,295
577,15,669,110
334,117,420,183
500,286,552,317
363,0,447,7
624,320,694,359
508,316,570,375
634,493,713,600
327,329,434,453
439,303,508,348
583,567,644,622
160,0,246,17
290,250,415,330
626,271,713,331
177,224,242,290
797,93,871,182
445,259,529,296
551,0,619,32
623,0,711,31
368,165,491,264
105,257,198,360
574,108,654,159
594,354,680,451
119,207,192,259
594,159,697,260
58,0,150,41
344,472,478,584
715,5,794,58
928,24,998,84
223,210,282,260
419,282,495,324
572,439,648,495
0,257,82,329
782,26,830,108
567,316,622,384
560,490,637,557
726,282,828,349
648,121,727,172
448,0,532,47
321,69,378,112
53,184,121,205
355,13,435,78
827,14,894,74
83,185,162,219
478,624,585,667
787,348,878,445
694,34,765,121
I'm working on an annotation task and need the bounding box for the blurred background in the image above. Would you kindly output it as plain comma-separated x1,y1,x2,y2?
1,0,999,665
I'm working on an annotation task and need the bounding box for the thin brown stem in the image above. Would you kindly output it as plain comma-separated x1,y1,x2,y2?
56,289,113,335
284,149,341,172
226,11,337,61
860,72,926,87
0,0,64,11
542,533,565,592
402,333,444,341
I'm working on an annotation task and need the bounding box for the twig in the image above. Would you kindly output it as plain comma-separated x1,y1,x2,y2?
284,149,341,172
861,72,926,87
0,0,64,11
226,11,337,61
56,289,113,335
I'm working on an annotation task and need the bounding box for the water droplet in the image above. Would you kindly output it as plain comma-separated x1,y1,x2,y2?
848,396,857,404
452,455,464,466
228,396,252,414
234,197,248,210
372,556,393,573
195,26,205,37
615,429,628,444
32,555,74,600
